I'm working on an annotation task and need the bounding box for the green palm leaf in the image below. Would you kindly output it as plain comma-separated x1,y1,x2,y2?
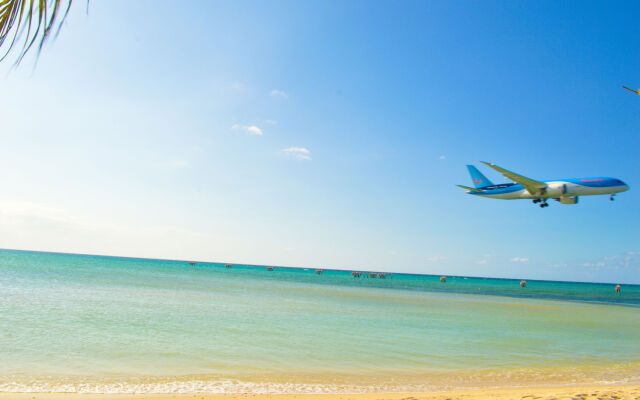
0,0,73,65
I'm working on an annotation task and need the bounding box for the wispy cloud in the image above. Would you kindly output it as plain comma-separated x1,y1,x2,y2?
581,262,605,268
270,89,288,99
427,255,445,262
168,160,190,168
510,257,529,263
581,251,640,270
546,252,640,271
265,119,278,125
232,124,263,136
0,201,236,261
281,147,311,160
439,155,446,160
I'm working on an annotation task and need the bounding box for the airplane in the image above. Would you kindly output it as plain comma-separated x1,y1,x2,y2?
457,162,630,208
622,85,640,95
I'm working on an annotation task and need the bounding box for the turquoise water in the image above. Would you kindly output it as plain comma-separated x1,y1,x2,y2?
0,249,638,393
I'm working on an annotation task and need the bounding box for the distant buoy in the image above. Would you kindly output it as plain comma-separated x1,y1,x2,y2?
615,284,621,293
315,269,323,274
267,267,274,271
440,276,446,283
188,261,196,266
520,280,527,288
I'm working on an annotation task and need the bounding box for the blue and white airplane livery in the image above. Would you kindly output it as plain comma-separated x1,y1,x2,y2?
458,162,630,208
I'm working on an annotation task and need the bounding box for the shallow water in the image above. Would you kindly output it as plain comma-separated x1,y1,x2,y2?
0,249,638,393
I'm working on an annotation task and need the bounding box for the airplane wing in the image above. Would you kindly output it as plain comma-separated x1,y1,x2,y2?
480,161,547,195
456,185,485,192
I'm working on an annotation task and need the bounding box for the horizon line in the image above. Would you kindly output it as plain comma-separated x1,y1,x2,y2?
0,247,636,286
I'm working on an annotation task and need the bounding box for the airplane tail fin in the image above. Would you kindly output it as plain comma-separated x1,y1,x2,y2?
467,165,493,188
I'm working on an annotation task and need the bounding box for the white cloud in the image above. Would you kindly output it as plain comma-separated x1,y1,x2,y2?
232,124,263,136
582,252,640,269
270,89,288,98
0,202,84,231
581,262,606,268
545,252,640,272
439,155,446,160
281,147,311,160
427,255,445,262
265,119,278,125
0,201,259,263
510,257,529,263
476,259,487,264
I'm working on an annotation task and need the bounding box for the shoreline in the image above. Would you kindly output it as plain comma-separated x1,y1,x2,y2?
1,385,639,400
2,365,638,394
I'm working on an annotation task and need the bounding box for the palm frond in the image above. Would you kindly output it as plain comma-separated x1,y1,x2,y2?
0,0,73,66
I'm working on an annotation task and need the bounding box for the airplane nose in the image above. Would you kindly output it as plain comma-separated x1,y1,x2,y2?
620,181,630,192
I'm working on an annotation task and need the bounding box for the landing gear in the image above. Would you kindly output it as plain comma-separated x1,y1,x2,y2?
610,194,616,201
538,199,549,208
532,199,541,204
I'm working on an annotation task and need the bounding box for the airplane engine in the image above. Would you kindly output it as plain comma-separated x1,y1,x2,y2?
546,182,572,197
559,196,578,204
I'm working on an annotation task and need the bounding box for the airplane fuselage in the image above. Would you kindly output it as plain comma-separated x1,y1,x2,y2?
470,177,629,200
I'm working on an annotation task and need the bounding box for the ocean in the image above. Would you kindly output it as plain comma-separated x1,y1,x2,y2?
0,249,638,394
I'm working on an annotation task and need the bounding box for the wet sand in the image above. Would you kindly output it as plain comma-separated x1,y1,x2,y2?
1,385,639,400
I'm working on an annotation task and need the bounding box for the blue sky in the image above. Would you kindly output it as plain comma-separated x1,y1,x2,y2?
1,1,639,283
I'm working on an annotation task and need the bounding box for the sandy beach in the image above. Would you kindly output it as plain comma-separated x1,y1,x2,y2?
1,385,639,400
2,252,639,400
